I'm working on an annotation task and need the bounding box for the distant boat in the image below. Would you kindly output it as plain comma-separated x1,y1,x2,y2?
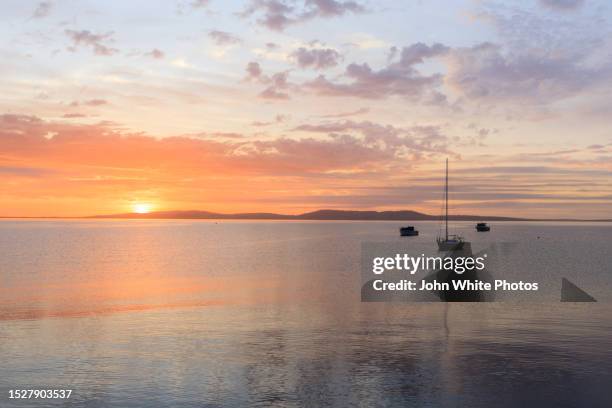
400,226,419,236
437,158,465,251
476,222,490,232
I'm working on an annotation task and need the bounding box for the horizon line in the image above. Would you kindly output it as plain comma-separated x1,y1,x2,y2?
1,209,610,222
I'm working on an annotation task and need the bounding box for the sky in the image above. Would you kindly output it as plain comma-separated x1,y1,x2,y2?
0,0,611,218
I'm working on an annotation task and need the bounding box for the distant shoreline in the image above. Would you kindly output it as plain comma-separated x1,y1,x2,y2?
1,209,610,222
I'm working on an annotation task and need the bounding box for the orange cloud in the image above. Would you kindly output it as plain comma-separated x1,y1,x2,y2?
1,114,610,218
0,114,440,216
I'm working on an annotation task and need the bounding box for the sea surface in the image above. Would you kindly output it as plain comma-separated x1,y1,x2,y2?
1,220,611,407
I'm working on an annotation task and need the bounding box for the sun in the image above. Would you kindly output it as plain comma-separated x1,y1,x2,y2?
132,203,153,214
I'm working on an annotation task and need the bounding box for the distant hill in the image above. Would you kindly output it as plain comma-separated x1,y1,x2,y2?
91,209,531,221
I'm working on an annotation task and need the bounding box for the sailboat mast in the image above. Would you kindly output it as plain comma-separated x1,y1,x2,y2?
445,158,448,240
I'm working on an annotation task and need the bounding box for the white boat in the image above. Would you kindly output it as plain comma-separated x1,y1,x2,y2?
437,158,465,251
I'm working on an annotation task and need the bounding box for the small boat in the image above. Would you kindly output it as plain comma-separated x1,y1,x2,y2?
437,235,464,251
476,222,490,232
400,226,419,236
437,158,465,251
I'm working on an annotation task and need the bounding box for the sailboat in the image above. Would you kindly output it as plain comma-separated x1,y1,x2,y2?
437,158,464,251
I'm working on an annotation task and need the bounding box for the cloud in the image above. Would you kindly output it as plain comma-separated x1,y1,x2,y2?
303,43,449,100
64,30,118,56
305,0,365,16
288,6,612,113
446,40,612,104
293,120,450,154
208,30,242,46
251,114,287,127
397,42,449,65
86,99,107,106
275,114,288,122
71,99,108,107
191,0,210,7
62,113,87,118
245,62,292,100
245,62,263,80
240,1,294,31
260,72,291,100
319,107,369,118
1,114,609,217
0,114,434,179
291,47,341,69
241,134,398,172
145,49,165,59
175,0,210,14
0,114,455,178
258,89,288,100
31,1,52,19
241,0,366,31
0,166,52,177
451,4,612,110
251,121,272,127
539,0,585,11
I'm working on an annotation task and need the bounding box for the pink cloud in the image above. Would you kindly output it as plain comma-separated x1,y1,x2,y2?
65,29,118,56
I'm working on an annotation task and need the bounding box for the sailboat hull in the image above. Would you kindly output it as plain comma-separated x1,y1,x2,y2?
437,239,464,251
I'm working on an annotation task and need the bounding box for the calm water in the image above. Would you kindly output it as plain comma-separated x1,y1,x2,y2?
1,220,611,407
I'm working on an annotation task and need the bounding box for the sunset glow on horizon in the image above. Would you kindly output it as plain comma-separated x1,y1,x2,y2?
1,0,611,218
132,203,153,214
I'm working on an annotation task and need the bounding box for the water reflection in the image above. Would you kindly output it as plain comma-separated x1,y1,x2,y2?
0,220,611,407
